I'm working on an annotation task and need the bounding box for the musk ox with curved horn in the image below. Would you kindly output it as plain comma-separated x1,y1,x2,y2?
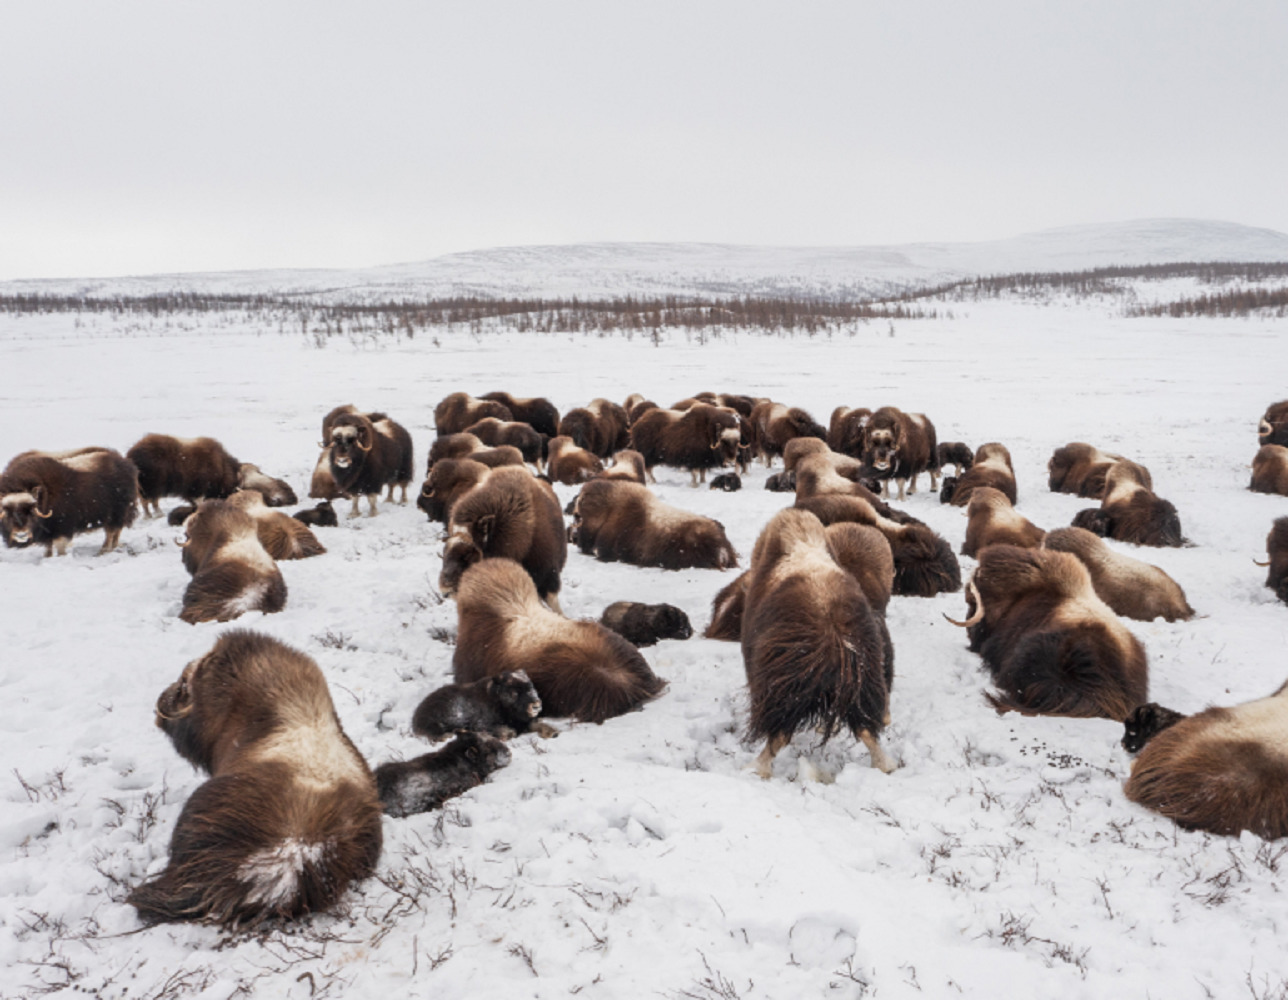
177,500,287,624
741,509,895,778
127,434,296,517
629,403,743,485
417,458,492,524
569,479,738,571
127,630,382,927
940,442,1016,507
749,400,827,468
1046,442,1152,499
1251,444,1288,496
479,391,560,438
1259,400,1288,448
463,417,545,471
1125,679,1288,839
1043,526,1192,622
453,558,666,723
558,398,631,459
961,487,1045,558
1263,516,1288,604
861,406,939,501
827,406,873,459
546,436,605,485
945,544,1148,720
1072,462,1183,548
0,447,138,556
324,411,414,517
434,392,513,437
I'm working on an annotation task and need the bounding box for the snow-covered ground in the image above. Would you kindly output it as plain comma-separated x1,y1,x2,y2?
2,294,1287,999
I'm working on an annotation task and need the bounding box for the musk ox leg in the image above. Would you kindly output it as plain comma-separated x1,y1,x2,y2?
929,469,940,491
896,478,908,501
349,497,362,519
857,729,896,773
689,468,701,487
100,528,122,554
385,484,396,503
907,473,917,496
646,466,658,484
753,733,791,780
399,484,409,505
366,494,379,517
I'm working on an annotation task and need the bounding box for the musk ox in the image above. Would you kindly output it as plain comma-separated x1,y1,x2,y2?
749,400,827,468
127,435,294,516
479,392,560,438
1047,443,1152,499
709,472,741,492
961,487,1045,559
861,406,939,501
741,509,895,778
453,558,666,723
463,417,545,470
1263,516,1288,604
629,404,743,485
438,466,567,611
598,449,648,484
764,470,797,492
177,500,287,624
1072,463,1184,548
569,479,738,571
672,393,758,419
294,501,338,528
945,544,1148,720
600,601,694,647
411,670,553,741
417,458,491,524
937,442,974,478
434,392,513,437
558,398,631,459
827,406,872,459
1251,444,1288,496
426,432,525,473
1121,702,1186,754
1125,679,1288,839
1259,400,1288,448
127,631,382,927
546,436,604,485
1043,526,1193,622
625,397,659,426
0,447,138,556
325,411,415,516
226,490,325,561
941,442,1017,507
375,732,513,818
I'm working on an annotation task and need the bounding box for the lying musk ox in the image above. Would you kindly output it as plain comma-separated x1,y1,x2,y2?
463,417,545,470
294,501,338,528
411,670,553,741
629,404,743,485
0,447,138,556
946,544,1148,720
127,435,295,516
749,400,827,468
569,479,738,571
434,392,513,437
558,398,631,459
1072,462,1183,548
325,411,414,516
479,392,560,438
598,449,648,484
225,490,325,561
1125,679,1288,839
861,406,939,500
672,392,757,419
600,602,694,646
1264,516,1288,604
417,458,491,523
1043,526,1193,622
545,436,604,485
1251,444,1288,496
439,466,567,611
1121,703,1186,754
827,406,873,459
375,732,512,818
941,442,1016,507
961,487,1045,558
1046,442,1152,499
937,442,974,478
426,432,525,474
742,509,895,778
177,500,287,624
453,558,666,723
1259,400,1288,448
709,472,741,492
128,631,382,926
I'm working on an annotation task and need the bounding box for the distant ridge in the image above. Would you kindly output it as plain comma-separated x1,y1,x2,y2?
5,218,1288,302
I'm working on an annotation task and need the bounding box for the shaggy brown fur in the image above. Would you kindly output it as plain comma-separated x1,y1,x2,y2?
464,418,545,469
127,435,239,515
479,392,560,438
546,436,604,485
426,433,524,473
1125,679,1288,838
600,602,693,646
294,501,337,528
1072,463,1184,548
942,442,1017,507
1259,400,1288,448
453,558,666,723
705,574,749,641
1,447,138,556
235,465,297,508
434,392,513,437
177,500,287,624
861,407,939,501
629,404,743,485
417,458,492,523
1121,702,1186,754
558,398,631,459
325,412,415,516
749,400,827,468
1043,526,1192,621
625,397,659,426
1046,443,1153,499
375,732,512,818
411,671,549,741
1251,444,1288,496
961,487,1045,558
598,449,648,484
937,442,974,477
127,631,381,926
1265,517,1288,604
569,479,738,571
764,470,797,492
226,490,325,561
827,406,873,459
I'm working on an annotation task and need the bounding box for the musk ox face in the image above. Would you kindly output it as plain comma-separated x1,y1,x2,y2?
0,490,45,547
1121,702,1186,754
866,427,899,472
490,670,543,721
329,421,372,471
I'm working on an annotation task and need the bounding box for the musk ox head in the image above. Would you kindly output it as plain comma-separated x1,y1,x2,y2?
328,416,374,472
864,424,901,473
489,670,543,723
237,464,297,507
0,488,51,547
1121,703,1186,754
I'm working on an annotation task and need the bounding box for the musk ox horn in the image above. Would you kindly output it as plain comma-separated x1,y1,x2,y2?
1254,557,1271,567
356,437,373,452
942,579,984,627
1260,419,1273,435
174,534,190,547
34,506,54,519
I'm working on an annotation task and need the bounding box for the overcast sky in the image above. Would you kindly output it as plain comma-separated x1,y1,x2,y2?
2,1,1285,280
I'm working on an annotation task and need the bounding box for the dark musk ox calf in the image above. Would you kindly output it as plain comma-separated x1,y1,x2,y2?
764,470,797,492
127,435,294,516
1259,400,1288,448
294,501,338,528
600,602,694,647
1121,703,1186,754
742,509,895,779
479,392,560,438
411,670,554,741
438,466,567,612
1125,679,1288,839
937,442,974,478
325,411,415,517
1251,444,1288,496
749,400,827,468
0,447,138,556
945,544,1148,721
629,404,743,485
1043,526,1193,622
827,406,873,459
463,417,545,470
569,479,738,571
1263,517,1288,604
417,458,491,524
941,442,1017,507
226,490,326,561
861,406,939,501
558,398,631,459
546,436,604,485
1046,442,1152,499
961,487,1045,559
127,631,382,927
375,732,512,818
1072,463,1184,548
177,500,287,624
709,472,741,492
453,558,666,723
434,392,513,437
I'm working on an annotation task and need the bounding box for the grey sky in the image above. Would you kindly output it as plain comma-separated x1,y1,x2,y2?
2,1,1285,280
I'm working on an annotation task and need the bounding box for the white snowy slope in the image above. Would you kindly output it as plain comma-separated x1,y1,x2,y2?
4,218,1288,302
1,291,1287,999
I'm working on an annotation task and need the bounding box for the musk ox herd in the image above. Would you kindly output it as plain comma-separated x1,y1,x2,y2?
3,390,1287,930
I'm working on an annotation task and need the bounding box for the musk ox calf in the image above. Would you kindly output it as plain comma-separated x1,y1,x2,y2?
127,631,382,927
464,417,545,470
1251,444,1288,496
600,602,694,647
417,458,492,524
546,436,604,485
1044,526,1192,622
1125,680,1288,839
946,544,1148,720
434,392,513,437
558,398,631,459
375,732,512,818
941,442,1016,507
961,487,1045,558
1,447,138,556
226,490,325,561
742,509,895,778
325,411,414,516
127,435,294,516
861,406,939,501
479,392,560,438
411,671,553,741
177,500,286,624
629,404,743,485
1263,517,1288,604
1073,463,1184,548
453,558,666,723
1121,702,1186,754
439,466,567,611
709,472,741,492
294,501,338,528
1259,400,1288,448
1047,443,1152,499
937,442,974,478
827,406,873,459
569,479,738,571
749,400,827,468
764,470,797,492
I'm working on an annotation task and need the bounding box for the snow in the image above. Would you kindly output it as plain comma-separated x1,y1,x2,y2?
2,283,1288,998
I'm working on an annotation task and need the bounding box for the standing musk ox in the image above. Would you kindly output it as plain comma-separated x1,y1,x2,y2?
127,434,297,517
944,544,1148,720
558,398,631,459
937,442,974,478
1251,444,1288,496
1072,462,1184,548
597,449,647,484
177,500,287,624
1044,526,1193,622
741,509,895,778
961,487,1045,559
600,601,694,647
940,442,1017,507
324,411,415,516
438,466,567,612
225,490,326,561
426,432,525,474
1262,517,1288,604
749,400,827,468
0,448,138,556
375,732,513,818
1259,400,1288,448
546,436,604,485
628,404,743,485
479,392,561,438
1124,679,1288,839
827,406,873,459
128,631,382,927
434,392,513,437
453,558,667,723
463,417,545,471
411,670,553,742
417,458,491,524
1047,443,1152,499
861,407,939,501
569,479,738,571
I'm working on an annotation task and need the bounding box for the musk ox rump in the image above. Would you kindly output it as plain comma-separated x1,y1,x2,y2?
1043,526,1192,621
1251,444,1288,496
177,500,287,624
479,392,560,438
1265,516,1288,604
434,393,513,437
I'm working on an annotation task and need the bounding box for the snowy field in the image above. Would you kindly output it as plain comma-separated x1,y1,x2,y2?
1,296,1287,999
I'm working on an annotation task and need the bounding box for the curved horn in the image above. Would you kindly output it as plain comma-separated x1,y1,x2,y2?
34,505,54,519
421,484,435,497
356,435,373,452
1254,557,1271,567
1260,419,1273,435
174,535,191,547
943,579,985,628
